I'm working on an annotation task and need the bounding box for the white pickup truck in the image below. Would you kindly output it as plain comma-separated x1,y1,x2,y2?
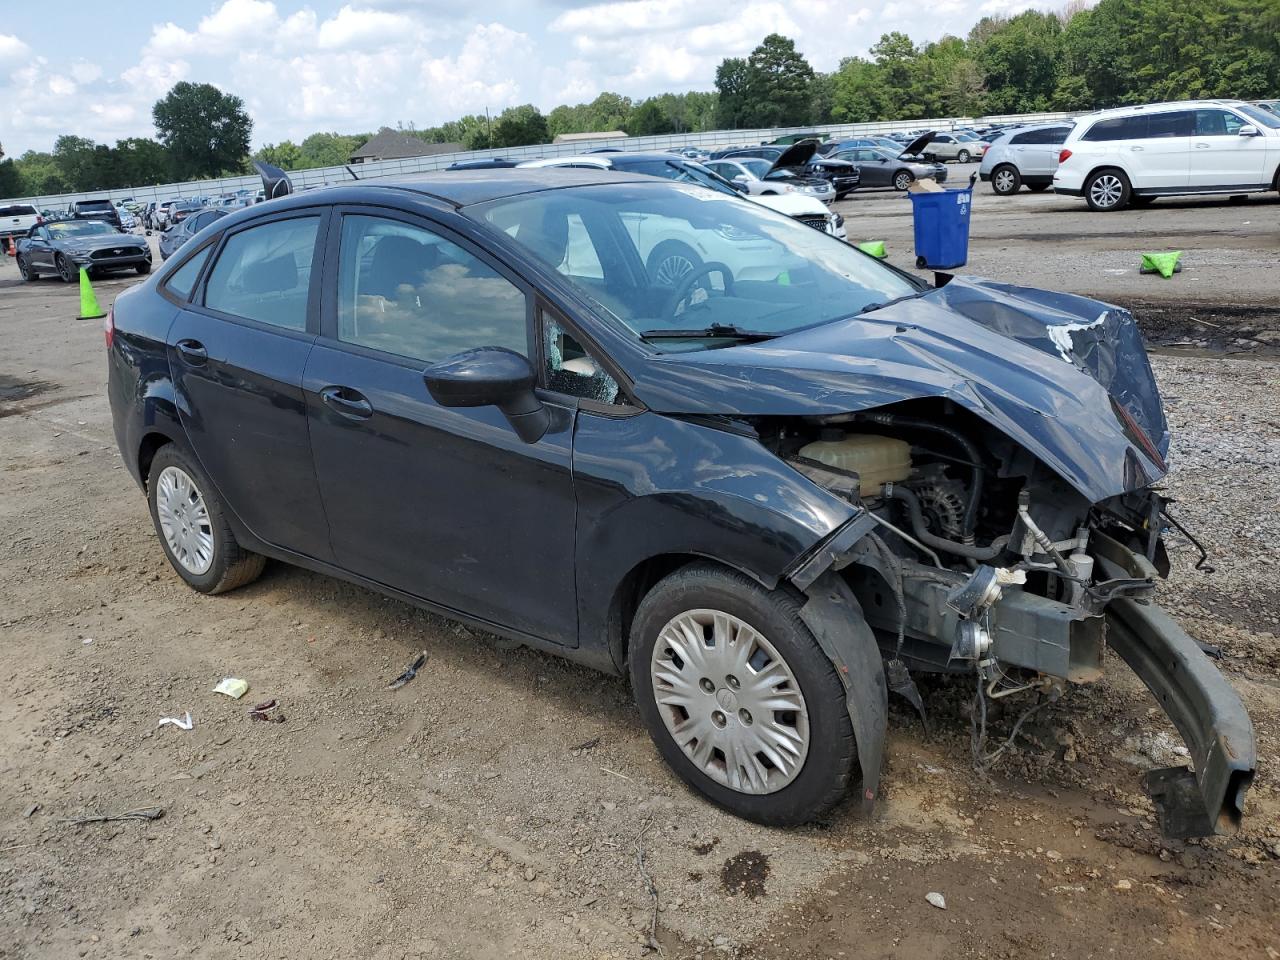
1,203,41,245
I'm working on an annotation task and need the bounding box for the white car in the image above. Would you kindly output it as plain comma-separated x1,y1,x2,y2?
1054,99,1280,211
115,206,138,230
1,203,41,246
517,153,845,240
702,157,836,202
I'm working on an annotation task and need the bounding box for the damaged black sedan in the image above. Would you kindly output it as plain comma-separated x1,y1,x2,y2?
107,170,1255,836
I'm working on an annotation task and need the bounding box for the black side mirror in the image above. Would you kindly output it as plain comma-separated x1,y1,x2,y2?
423,347,549,443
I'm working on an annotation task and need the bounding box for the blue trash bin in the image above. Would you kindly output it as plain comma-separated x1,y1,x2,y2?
908,185,972,270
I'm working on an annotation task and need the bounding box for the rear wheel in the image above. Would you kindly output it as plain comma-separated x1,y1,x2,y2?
628,563,856,826
892,171,913,191
957,149,971,163
991,165,1021,195
1084,169,1131,211
147,445,265,595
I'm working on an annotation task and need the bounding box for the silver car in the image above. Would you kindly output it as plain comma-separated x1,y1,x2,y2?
922,132,983,163
703,157,835,202
979,124,1074,195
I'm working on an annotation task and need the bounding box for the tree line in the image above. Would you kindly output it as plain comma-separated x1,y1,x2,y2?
2,0,1275,198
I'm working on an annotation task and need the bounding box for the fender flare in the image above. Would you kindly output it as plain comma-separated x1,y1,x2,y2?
797,570,887,817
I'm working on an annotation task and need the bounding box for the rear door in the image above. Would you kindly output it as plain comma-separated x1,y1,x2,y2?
1189,108,1268,187
303,207,579,644
1107,112,1192,190
168,209,334,561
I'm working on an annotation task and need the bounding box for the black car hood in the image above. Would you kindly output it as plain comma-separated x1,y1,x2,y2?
900,131,937,157
630,277,1170,503
769,140,817,173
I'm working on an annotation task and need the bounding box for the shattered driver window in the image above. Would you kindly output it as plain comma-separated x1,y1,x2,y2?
542,312,620,405
336,214,528,364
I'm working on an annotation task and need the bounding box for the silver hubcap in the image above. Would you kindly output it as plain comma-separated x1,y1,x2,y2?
895,174,910,190
1090,175,1123,208
994,170,1015,192
959,151,969,162
156,465,215,575
650,609,809,794
653,253,696,287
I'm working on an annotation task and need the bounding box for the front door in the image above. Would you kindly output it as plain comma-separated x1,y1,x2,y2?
304,209,579,644
1189,108,1269,187
168,210,333,561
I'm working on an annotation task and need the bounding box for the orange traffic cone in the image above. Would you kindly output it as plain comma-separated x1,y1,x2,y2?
3,237,14,256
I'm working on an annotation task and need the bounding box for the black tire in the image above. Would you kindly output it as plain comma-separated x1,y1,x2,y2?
892,170,913,191
16,255,38,281
136,261,151,275
628,563,856,826
146,444,265,595
1084,168,1131,211
646,241,703,288
55,253,76,283
957,149,971,163
991,164,1021,195
1026,182,1050,192
916,255,928,269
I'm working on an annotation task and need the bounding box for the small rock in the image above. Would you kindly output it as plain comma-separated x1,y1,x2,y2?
926,892,946,910
1115,879,1132,891
1045,850,1062,862
524,867,536,882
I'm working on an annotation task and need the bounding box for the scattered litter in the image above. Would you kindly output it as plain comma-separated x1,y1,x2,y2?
22,803,39,818
1139,251,1183,278
81,637,94,645
64,806,165,826
385,651,427,691
571,736,601,752
248,699,286,723
857,240,887,258
213,677,249,700
600,766,633,782
157,712,193,731
926,891,947,910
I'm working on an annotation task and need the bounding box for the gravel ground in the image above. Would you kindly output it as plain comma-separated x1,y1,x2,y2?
1,190,1278,959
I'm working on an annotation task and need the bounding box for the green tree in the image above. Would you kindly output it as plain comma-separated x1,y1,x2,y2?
744,34,815,127
714,57,751,128
113,138,171,185
152,81,253,179
52,135,101,191
0,159,21,198
626,99,674,136
298,132,363,167
830,57,885,123
490,105,548,148
13,151,68,196
254,141,303,170
973,11,1062,113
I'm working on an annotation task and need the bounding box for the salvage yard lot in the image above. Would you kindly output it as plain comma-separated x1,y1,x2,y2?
1,184,1278,959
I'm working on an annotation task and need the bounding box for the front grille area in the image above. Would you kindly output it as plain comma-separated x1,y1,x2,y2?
90,247,141,260
795,214,828,231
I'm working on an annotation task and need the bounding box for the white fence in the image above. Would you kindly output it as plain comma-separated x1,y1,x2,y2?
7,111,1076,210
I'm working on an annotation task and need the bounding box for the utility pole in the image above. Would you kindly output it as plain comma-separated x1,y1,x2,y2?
485,107,492,145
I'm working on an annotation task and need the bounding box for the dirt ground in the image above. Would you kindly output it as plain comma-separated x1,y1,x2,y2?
1,183,1278,960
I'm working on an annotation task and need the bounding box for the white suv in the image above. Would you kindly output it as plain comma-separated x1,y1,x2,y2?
1054,100,1280,211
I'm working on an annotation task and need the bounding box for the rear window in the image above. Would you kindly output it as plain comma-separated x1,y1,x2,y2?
1011,127,1071,145
0,205,37,217
1082,115,1148,141
77,200,114,211
203,216,319,331
166,245,214,300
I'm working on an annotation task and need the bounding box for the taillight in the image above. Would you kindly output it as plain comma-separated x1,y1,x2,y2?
104,306,114,349
1058,149,1072,164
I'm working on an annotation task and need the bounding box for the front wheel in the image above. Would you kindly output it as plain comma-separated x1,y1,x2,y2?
628,563,856,826
147,444,265,594
957,149,971,163
1084,169,1131,211
991,165,1021,195
892,171,913,191
646,241,703,289
136,261,151,275
16,255,38,281
55,254,76,283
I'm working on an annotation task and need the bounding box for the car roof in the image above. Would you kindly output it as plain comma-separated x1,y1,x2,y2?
280,168,660,210
1078,99,1248,120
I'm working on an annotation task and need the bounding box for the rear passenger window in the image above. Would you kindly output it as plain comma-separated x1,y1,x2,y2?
1147,111,1193,138
203,217,319,330
336,214,528,364
166,245,213,300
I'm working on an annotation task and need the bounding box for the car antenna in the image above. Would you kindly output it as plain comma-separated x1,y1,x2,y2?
345,165,361,181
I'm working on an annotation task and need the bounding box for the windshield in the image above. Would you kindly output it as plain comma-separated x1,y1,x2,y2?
49,220,116,238
470,181,918,351
740,159,771,178
1236,103,1280,129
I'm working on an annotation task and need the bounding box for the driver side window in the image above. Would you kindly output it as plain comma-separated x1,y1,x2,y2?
541,312,620,405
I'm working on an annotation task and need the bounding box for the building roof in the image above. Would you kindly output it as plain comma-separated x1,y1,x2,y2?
551,130,628,144
350,129,464,162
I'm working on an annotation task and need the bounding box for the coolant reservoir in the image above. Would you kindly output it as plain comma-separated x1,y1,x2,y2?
798,431,912,497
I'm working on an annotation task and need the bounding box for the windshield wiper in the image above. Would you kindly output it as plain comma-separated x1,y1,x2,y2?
640,323,779,343
859,291,928,315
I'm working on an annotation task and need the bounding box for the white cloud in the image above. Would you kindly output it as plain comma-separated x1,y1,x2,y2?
0,33,32,67
550,0,720,39
317,5,420,49
70,61,103,84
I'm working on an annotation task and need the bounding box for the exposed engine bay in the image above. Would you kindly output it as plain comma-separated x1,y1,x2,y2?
754,398,1254,839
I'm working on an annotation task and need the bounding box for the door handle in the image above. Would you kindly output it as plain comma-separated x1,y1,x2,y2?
175,339,208,365
1129,145,1144,151
1195,142,1211,148
320,386,373,420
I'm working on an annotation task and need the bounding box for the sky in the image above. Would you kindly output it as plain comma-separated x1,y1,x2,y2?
0,0,1039,157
